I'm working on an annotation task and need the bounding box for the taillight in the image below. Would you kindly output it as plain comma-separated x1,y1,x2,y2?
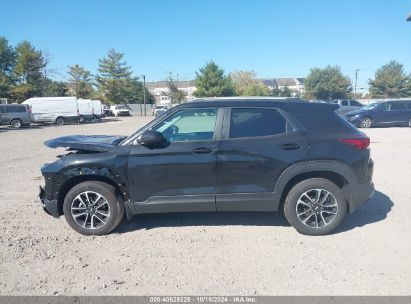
338,137,370,150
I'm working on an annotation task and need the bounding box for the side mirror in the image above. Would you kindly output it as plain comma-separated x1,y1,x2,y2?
138,130,166,148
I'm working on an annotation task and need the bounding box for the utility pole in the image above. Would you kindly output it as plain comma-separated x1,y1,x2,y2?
354,69,359,99
142,75,146,116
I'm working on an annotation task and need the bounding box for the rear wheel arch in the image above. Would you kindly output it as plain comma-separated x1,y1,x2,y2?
10,118,22,128
274,161,355,211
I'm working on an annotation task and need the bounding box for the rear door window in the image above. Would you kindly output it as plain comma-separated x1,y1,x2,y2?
390,103,407,110
229,108,287,138
7,105,26,113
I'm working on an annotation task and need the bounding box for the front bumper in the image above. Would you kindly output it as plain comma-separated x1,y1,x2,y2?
343,182,375,213
39,186,59,218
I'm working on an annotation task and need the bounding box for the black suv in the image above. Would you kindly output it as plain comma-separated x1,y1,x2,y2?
40,98,374,236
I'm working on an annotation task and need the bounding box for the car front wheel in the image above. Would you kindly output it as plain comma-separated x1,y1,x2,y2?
360,117,373,128
284,178,347,236
63,181,124,235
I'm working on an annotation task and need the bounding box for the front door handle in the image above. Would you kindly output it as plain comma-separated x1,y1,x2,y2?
193,147,213,154
280,143,302,151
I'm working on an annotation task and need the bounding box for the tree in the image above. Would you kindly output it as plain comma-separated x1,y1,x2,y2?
124,77,155,104
369,60,411,98
67,64,94,98
230,70,270,96
96,49,132,104
304,65,352,100
11,40,44,101
46,80,69,96
0,37,16,100
193,61,235,97
269,85,282,97
166,73,187,103
281,86,292,97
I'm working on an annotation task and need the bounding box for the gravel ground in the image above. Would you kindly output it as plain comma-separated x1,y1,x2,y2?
0,116,410,295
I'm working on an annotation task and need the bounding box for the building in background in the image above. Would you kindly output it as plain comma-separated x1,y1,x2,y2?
262,78,305,96
146,77,305,104
145,81,197,105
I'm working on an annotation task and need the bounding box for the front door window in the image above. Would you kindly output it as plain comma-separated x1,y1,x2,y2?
152,108,218,142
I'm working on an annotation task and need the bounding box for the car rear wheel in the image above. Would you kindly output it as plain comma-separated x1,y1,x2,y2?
408,118,411,128
56,117,65,126
360,117,373,128
63,181,124,235
10,119,22,128
284,178,347,235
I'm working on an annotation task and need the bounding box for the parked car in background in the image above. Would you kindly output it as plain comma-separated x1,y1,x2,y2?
22,97,79,126
0,104,32,128
333,99,364,115
345,100,411,128
153,105,169,117
92,100,103,119
39,98,374,236
77,99,93,123
102,104,112,116
110,105,130,116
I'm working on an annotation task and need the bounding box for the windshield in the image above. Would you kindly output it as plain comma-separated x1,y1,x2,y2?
156,106,166,109
363,103,381,109
117,105,126,109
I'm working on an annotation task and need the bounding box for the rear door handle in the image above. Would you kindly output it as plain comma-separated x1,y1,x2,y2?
193,147,213,154
280,143,302,151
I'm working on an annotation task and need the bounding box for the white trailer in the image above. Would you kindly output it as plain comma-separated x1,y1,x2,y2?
78,99,93,123
22,97,79,125
91,100,103,119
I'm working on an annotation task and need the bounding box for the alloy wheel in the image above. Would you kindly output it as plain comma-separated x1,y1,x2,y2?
361,118,372,128
295,189,338,228
71,191,111,229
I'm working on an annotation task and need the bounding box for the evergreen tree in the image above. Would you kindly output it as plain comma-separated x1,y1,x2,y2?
12,40,44,101
0,37,16,100
193,61,235,97
369,60,411,98
96,49,132,104
67,64,94,98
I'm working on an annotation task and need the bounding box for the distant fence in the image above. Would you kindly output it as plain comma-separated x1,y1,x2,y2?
126,104,154,116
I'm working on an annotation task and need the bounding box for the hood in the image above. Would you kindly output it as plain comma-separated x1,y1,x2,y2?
44,135,125,152
345,109,368,116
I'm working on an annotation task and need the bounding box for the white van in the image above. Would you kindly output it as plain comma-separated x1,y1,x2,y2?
91,100,103,119
77,99,93,123
22,97,79,125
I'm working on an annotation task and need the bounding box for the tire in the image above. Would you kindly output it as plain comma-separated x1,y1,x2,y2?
284,178,347,236
78,115,85,123
10,119,22,128
408,118,411,128
360,117,373,128
63,181,124,236
56,117,65,126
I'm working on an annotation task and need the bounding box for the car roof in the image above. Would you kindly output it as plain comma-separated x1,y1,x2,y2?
177,97,339,112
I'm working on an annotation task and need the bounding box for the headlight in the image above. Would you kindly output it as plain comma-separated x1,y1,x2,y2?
348,114,360,122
